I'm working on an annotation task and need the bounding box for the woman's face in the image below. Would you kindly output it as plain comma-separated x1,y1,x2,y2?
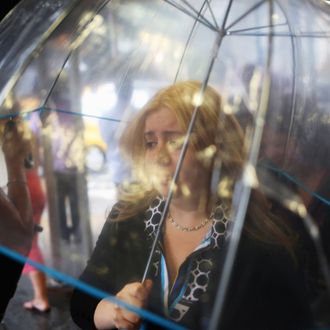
143,107,209,201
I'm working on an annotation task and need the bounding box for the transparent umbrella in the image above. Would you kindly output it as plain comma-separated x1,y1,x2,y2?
0,0,330,329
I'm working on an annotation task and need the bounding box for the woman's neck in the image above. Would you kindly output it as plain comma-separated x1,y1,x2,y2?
169,197,209,225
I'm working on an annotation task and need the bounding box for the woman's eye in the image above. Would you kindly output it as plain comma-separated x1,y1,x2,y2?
145,141,157,149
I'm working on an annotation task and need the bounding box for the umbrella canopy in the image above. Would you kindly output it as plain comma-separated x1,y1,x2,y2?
0,0,330,329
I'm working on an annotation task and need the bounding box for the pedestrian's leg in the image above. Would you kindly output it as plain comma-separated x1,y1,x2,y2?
68,173,81,242
23,271,50,312
56,172,70,241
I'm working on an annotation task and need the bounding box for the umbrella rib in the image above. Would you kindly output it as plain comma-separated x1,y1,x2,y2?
205,0,220,30
162,0,218,31
226,31,330,38
220,0,234,30
42,50,74,109
40,106,123,123
166,0,216,30
225,0,268,31
181,0,219,29
227,21,287,34
174,0,210,82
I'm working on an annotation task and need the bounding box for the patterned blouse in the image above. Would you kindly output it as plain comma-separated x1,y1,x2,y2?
144,197,230,322
71,198,312,330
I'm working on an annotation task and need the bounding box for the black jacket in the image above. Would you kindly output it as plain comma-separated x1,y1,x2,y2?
0,254,23,321
71,200,312,330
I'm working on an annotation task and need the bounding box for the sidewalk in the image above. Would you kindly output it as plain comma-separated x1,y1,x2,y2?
2,276,79,330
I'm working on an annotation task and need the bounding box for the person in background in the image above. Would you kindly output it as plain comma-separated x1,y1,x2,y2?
22,114,50,313
50,108,83,244
0,119,33,321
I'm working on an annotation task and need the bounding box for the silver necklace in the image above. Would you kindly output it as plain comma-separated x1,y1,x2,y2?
168,213,212,232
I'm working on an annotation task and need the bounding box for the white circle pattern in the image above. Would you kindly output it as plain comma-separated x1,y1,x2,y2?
144,197,164,238
210,204,231,248
183,258,213,302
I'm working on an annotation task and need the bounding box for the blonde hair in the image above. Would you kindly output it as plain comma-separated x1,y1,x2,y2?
116,80,295,252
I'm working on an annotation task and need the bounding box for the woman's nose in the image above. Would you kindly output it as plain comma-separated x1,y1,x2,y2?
156,144,171,165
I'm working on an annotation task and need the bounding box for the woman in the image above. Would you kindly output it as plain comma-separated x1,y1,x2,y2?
71,81,312,329
21,169,50,313
21,114,50,313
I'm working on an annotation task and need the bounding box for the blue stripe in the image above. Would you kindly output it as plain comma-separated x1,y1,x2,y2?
0,246,186,330
0,107,125,123
260,163,330,207
160,255,168,315
168,260,193,314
